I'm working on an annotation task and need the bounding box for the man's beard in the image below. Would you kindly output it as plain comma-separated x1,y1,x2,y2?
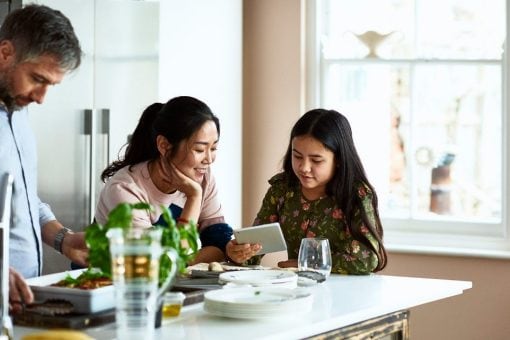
0,71,20,113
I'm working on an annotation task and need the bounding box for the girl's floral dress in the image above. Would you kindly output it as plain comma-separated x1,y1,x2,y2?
251,173,380,275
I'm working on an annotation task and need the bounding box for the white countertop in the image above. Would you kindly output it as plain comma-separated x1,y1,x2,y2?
13,274,471,340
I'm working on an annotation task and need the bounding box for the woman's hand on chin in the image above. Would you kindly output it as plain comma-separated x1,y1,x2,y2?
166,162,202,198
157,155,202,198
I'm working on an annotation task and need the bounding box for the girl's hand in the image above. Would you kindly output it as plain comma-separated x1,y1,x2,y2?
225,239,262,264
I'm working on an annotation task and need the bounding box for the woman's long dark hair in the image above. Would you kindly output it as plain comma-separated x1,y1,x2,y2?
101,96,220,181
282,109,387,271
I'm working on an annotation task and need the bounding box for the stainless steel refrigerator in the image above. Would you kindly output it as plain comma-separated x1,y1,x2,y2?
4,0,160,273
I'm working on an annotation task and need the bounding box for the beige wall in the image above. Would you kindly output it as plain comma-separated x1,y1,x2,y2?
243,1,510,339
243,0,304,225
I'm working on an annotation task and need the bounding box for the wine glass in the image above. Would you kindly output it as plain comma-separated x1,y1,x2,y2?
298,238,332,279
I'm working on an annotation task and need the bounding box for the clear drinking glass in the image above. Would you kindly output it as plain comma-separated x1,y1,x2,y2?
107,228,176,340
298,238,332,279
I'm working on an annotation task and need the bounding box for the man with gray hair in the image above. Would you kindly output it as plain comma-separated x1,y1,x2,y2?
0,4,87,312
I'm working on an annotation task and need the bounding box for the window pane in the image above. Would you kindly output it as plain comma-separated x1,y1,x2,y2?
410,64,502,219
322,62,502,222
322,0,504,60
319,0,504,224
323,63,408,215
416,0,505,59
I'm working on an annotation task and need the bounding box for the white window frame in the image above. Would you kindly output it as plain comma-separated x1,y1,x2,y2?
305,0,510,258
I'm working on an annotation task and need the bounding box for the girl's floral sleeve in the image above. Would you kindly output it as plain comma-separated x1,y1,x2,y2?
331,184,380,275
332,233,379,274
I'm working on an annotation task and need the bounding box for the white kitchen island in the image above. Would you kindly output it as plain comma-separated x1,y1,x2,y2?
13,274,471,340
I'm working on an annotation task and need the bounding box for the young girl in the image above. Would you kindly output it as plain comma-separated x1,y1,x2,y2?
95,96,233,264
226,109,387,274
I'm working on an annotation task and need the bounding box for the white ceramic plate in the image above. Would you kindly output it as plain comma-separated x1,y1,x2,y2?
218,270,297,288
26,269,114,314
203,287,313,319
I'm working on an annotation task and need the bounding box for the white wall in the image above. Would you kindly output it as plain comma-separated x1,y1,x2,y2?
159,0,243,227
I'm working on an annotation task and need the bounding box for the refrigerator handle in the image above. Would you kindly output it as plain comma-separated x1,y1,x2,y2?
84,109,96,224
100,108,110,165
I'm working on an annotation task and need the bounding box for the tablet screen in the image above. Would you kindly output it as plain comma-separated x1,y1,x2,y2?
233,223,287,255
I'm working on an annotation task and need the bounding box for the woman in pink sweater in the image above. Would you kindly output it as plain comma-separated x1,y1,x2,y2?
95,96,232,264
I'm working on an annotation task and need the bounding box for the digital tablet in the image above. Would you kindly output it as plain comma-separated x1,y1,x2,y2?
234,223,287,255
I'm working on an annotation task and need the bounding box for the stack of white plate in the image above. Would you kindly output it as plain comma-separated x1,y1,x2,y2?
203,286,313,319
218,270,298,288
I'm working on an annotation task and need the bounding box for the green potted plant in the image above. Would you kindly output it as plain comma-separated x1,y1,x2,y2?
85,202,199,286
84,202,199,327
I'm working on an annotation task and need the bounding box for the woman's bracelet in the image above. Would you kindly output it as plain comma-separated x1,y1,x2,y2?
177,217,189,225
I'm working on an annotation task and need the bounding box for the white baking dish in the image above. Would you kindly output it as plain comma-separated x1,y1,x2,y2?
26,269,114,314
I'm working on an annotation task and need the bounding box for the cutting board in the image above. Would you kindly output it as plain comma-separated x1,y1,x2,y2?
13,308,115,329
13,290,205,329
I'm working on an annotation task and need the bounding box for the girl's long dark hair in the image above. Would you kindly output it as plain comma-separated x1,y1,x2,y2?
101,96,220,181
282,109,387,271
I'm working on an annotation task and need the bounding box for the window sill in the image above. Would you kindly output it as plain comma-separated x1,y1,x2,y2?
386,243,510,260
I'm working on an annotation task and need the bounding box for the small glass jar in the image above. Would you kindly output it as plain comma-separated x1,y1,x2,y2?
162,292,186,318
